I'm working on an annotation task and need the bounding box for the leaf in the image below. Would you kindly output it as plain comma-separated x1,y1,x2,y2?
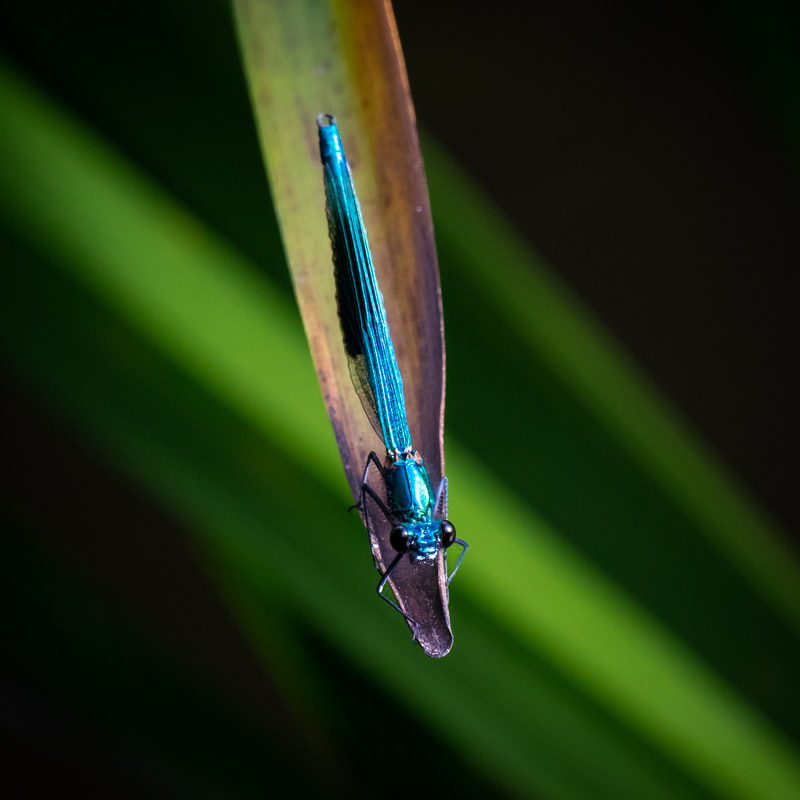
232,0,454,655
2,4,800,798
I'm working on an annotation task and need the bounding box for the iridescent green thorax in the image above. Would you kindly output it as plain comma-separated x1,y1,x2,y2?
385,452,441,561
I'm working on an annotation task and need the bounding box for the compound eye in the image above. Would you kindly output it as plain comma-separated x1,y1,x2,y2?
390,525,409,553
441,520,456,548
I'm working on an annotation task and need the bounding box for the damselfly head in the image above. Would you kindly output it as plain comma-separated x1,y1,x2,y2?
441,519,457,548
390,524,409,554
391,519,457,563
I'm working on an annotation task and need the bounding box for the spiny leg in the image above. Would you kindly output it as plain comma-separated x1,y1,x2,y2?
432,474,468,586
433,475,448,520
356,453,420,630
357,452,393,569
348,451,388,514
446,538,469,586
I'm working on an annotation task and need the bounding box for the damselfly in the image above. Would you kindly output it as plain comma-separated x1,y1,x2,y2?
317,114,467,625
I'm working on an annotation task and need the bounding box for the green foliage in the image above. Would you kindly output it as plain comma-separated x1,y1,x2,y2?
1,2,799,798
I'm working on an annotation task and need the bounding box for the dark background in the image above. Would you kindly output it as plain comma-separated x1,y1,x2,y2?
394,1,798,540
1,1,798,796
3,1,796,535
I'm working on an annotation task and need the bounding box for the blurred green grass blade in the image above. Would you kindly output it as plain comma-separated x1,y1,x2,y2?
1,236,350,788
0,56,662,796
3,42,800,800
0,56,336,491
2,222,692,798
432,132,800,768
2,244,713,799
425,135,800,636
427,139,800,796
449,445,800,800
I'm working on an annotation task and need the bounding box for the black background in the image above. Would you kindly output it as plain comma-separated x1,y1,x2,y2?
1,1,798,795
394,1,798,540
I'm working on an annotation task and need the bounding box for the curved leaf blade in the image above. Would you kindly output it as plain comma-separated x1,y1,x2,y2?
232,0,453,655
